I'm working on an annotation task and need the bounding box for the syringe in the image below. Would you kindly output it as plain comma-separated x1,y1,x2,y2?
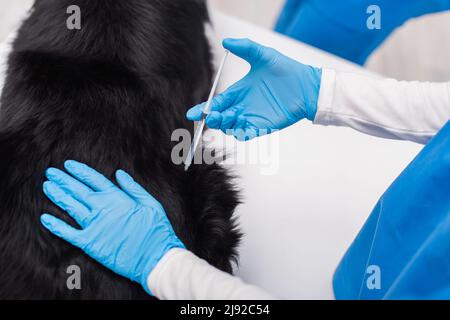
184,50,230,171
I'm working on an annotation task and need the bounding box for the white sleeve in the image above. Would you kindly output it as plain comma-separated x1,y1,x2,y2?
314,69,450,144
147,248,276,300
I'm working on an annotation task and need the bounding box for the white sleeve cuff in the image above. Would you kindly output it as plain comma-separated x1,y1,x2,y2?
147,248,275,300
314,68,337,126
147,248,187,298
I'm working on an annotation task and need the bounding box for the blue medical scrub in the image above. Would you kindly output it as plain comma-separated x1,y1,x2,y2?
275,0,391,65
333,121,450,299
275,0,450,65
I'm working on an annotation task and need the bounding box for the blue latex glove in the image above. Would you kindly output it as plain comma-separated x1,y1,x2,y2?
186,38,322,141
275,0,450,65
40,160,185,295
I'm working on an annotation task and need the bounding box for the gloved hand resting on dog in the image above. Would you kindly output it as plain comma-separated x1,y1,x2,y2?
40,160,185,295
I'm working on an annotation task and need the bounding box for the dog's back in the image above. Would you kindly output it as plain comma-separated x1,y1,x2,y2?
0,0,240,299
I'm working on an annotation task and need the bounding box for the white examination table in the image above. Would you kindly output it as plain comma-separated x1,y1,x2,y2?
0,10,422,300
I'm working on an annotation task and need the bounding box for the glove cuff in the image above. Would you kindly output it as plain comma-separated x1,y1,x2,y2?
138,230,186,295
304,66,322,122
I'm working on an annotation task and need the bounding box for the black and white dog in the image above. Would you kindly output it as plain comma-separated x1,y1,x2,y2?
0,0,240,299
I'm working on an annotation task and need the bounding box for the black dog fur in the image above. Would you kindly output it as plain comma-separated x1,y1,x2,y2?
0,0,240,299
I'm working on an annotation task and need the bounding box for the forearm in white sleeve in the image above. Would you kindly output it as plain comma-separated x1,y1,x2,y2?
314,69,450,144
147,248,275,300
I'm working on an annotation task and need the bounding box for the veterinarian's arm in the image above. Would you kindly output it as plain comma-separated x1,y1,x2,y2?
187,38,450,144
147,248,275,300
314,70,450,144
40,160,274,299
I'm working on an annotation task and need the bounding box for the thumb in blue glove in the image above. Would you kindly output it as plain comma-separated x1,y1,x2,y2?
186,38,322,141
40,160,185,295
